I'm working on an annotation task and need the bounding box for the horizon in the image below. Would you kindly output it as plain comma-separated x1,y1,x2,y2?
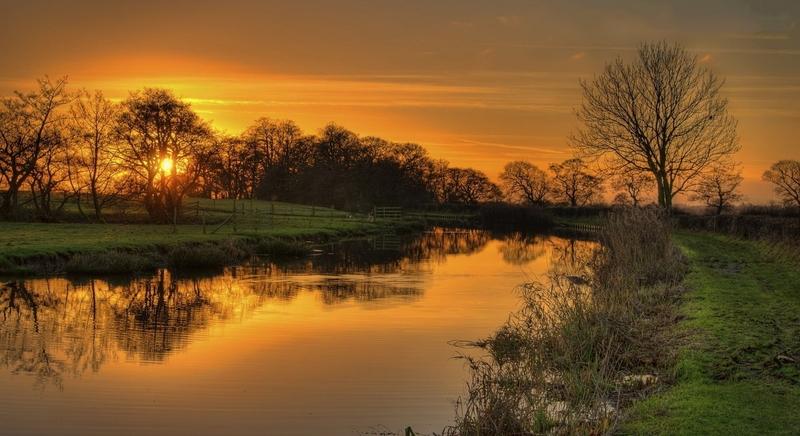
2,0,799,203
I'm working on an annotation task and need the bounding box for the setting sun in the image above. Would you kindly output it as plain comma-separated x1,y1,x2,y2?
160,157,174,173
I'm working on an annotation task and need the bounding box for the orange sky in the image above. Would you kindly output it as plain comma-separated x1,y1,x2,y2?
2,0,798,202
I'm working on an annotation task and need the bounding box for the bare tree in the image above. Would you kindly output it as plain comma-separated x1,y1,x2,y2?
28,126,72,219
68,90,120,221
762,160,800,210
611,172,654,207
573,41,739,210
549,158,602,206
691,164,743,215
499,160,550,205
115,88,212,222
445,167,501,205
0,77,70,218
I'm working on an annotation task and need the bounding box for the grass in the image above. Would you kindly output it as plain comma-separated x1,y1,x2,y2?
7,192,352,222
621,232,800,435
446,209,687,435
0,210,428,274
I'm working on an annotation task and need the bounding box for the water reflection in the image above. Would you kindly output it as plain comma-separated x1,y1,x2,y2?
0,228,597,435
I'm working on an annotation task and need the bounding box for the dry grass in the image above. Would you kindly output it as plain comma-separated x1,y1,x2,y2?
446,208,687,435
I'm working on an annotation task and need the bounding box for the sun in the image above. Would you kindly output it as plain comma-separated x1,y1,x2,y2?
160,157,174,173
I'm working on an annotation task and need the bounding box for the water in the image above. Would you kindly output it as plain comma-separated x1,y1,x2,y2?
0,229,593,435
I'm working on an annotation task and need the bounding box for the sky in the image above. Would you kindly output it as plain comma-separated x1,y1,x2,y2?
1,0,798,202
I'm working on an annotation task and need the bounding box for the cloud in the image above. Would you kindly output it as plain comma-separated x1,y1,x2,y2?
699,53,713,63
571,52,587,61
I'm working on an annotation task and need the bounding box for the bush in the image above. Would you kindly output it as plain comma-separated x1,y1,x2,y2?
447,208,686,435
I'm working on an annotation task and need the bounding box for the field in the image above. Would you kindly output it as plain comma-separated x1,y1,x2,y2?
622,233,800,434
0,198,440,266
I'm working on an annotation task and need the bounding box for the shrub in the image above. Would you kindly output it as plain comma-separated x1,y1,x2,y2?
447,208,686,435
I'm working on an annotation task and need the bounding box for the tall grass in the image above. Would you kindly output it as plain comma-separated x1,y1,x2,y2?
446,208,687,435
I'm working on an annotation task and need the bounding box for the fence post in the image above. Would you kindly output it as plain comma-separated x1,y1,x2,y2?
232,199,237,233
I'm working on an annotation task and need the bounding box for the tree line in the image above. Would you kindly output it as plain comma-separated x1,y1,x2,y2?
0,77,645,223
2,42,799,223
0,81,508,222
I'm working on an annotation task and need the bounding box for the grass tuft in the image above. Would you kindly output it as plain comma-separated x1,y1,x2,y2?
446,208,687,435
64,251,158,274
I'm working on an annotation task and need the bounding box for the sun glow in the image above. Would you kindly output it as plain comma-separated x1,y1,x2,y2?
161,157,174,173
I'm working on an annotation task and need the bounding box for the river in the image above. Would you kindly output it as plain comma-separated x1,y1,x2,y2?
0,229,594,435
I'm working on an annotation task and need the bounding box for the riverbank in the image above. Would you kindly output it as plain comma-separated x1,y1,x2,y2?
0,217,426,275
621,232,800,434
446,209,687,435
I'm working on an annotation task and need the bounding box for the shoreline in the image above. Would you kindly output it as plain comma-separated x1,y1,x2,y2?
0,218,430,276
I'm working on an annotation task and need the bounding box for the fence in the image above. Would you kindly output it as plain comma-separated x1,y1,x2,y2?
373,206,403,219
183,198,363,234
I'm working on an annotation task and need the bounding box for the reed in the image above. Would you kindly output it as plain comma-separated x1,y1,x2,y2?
447,208,687,435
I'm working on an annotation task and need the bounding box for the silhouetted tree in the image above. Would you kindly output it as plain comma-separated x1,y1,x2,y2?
444,167,501,205
610,172,653,207
549,158,602,206
28,127,71,219
691,164,743,215
115,88,212,222
0,77,70,218
762,160,800,210
499,160,549,205
67,90,121,221
574,41,739,210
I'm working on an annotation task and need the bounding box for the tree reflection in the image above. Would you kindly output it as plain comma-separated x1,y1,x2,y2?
0,229,561,388
497,233,548,266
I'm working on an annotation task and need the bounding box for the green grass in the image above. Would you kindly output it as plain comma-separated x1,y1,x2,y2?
7,192,354,222
621,232,800,435
0,215,404,262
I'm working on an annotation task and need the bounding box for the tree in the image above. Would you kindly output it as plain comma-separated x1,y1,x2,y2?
499,161,550,205
68,90,120,221
762,160,800,209
611,172,653,207
115,88,212,222
28,127,71,219
444,167,501,205
241,118,304,199
548,158,602,206
0,77,70,218
574,41,739,210
691,164,743,215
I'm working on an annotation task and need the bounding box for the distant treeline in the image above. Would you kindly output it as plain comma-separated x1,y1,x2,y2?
2,74,799,224
0,77,607,223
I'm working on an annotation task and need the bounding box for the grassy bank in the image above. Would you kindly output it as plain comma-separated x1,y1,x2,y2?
0,216,425,275
621,233,800,435
446,209,687,435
